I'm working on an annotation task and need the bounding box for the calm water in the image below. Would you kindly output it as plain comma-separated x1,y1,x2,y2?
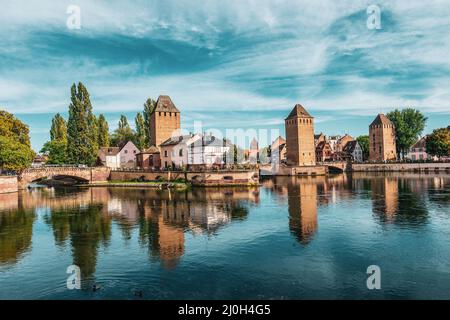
1,173,449,300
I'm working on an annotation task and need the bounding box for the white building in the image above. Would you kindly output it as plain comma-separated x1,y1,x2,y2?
97,141,140,169
406,136,437,161
160,133,232,168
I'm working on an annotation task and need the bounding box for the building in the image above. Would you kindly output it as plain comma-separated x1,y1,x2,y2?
31,155,48,168
369,114,397,162
136,146,161,169
97,141,140,169
405,136,436,161
315,141,333,162
314,133,326,147
97,147,120,168
248,138,259,164
327,135,341,152
160,133,232,169
160,134,201,169
149,95,181,150
343,140,364,162
336,134,354,152
271,136,287,164
285,104,316,166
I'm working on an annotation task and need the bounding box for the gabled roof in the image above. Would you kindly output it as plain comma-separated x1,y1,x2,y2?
272,136,286,149
343,140,358,153
98,147,120,162
286,104,313,119
155,95,180,113
138,145,160,154
411,136,427,149
160,135,191,147
315,141,331,151
370,114,394,127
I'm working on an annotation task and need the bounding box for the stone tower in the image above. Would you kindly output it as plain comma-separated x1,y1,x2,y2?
150,95,181,149
369,114,397,161
285,104,316,166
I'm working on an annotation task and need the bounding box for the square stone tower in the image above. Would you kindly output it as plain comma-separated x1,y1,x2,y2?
150,95,181,149
285,104,316,166
369,114,397,161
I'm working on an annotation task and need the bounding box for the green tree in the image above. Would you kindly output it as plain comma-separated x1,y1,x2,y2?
0,110,34,171
0,136,35,171
0,110,31,146
97,114,109,147
40,140,67,164
110,115,136,147
134,112,147,150
356,135,370,160
50,113,67,142
386,108,427,159
66,83,98,166
426,128,450,159
143,98,156,146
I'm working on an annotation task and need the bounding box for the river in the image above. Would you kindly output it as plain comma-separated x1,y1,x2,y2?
0,173,449,299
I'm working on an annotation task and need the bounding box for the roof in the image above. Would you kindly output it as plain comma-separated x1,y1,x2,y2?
286,104,313,119
201,135,233,147
343,140,358,153
155,95,180,113
138,145,160,154
370,114,394,127
98,147,120,161
315,141,331,151
314,133,325,140
160,134,193,147
272,136,286,148
411,137,427,149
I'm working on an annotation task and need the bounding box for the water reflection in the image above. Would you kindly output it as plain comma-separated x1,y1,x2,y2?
1,173,449,278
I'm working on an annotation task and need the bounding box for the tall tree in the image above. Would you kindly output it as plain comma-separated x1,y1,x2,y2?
110,115,136,147
426,128,450,159
387,108,427,159
66,83,98,166
40,140,67,165
143,98,156,146
50,113,67,142
97,114,109,147
134,112,147,150
0,109,34,171
356,135,370,161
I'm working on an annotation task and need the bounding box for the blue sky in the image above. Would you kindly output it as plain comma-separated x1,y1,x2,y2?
1,0,449,150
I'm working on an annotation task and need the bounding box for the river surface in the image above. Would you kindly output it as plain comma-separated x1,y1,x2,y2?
0,173,449,299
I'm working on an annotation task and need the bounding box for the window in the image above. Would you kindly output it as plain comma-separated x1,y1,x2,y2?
179,149,183,157
124,150,128,154
164,150,168,157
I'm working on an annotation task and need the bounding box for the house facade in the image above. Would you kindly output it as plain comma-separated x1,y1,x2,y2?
405,137,437,161
98,141,140,169
136,146,161,169
343,140,363,162
315,141,333,162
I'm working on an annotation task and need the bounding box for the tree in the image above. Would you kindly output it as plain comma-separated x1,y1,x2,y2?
0,110,31,146
386,108,427,159
110,115,136,147
356,135,370,160
134,112,147,150
50,113,67,142
0,136,35,171
40,140,67,164
0,110,34,171
66,83,98,166
143,98,156,146
97,114,109,147
426,128,450,159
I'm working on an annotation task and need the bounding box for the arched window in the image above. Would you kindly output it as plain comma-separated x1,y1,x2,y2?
179,149,183,157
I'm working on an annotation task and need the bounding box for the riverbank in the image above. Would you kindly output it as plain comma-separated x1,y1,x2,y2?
82,180,191,190
0,176,18,194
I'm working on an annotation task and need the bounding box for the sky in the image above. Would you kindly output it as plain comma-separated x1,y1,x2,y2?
0,0,449,150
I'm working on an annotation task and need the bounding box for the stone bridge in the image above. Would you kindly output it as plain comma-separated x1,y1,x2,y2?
318,161,350,173
18,167,111,189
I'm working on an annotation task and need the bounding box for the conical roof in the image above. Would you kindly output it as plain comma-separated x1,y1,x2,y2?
155,95,180,113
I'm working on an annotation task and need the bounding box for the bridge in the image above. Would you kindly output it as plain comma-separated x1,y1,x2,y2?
317,161,350,173
18,166,111,189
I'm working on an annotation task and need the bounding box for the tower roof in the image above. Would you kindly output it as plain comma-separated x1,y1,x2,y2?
370,114,394,127
286,104,313,119
155,95,180,113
